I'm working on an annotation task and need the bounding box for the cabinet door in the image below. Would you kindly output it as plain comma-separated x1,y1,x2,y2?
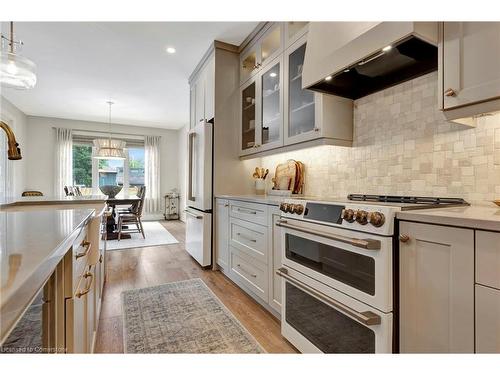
239,77,259,155
269,209,282,314
216,199,229,271
189,85,196,129
260,23,283,68
194,74,205,124
399,221,474,353
476,285,500,353
240,43,260,85
442,22,500,110
259,56,283,152
285,22,309,48
284,35,319,145
204,57,215,121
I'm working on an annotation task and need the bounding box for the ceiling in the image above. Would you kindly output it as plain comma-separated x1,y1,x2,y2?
0,22,258,129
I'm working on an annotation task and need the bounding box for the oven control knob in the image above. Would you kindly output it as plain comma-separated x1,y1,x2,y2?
369,212,385,227
292,204,304,215
342,209,355,222
355,210,369,225
279,203,287,212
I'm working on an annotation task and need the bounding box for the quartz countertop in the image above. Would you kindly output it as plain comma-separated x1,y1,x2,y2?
396,204,500,231
0,195,107,209
0,208,95,344
215,194,285,206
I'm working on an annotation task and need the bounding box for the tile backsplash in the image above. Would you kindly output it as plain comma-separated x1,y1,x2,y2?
261,72,500,204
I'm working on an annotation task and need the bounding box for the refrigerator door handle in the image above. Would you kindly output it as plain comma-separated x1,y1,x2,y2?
187,131,196,202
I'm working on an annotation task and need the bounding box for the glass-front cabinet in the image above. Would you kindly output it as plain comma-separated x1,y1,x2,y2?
240,78,257,154
240,23,284,85
240,56,283,156
260,58,283,150
284,34,321,145
285,22,309,47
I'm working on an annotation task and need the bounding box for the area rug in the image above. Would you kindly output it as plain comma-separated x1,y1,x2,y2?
106,221,178,251
121,278,265,353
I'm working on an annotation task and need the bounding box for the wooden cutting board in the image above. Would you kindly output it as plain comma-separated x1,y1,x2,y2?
272,159,304,194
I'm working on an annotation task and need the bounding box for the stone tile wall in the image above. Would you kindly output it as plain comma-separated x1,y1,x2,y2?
260,72,500,204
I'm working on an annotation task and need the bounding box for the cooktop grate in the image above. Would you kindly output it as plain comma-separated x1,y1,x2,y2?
347,194,470,206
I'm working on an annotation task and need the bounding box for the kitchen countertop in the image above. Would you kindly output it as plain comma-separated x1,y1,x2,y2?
0,208,95,344
216,194,285,206
396,204,500,231
0,195,107,209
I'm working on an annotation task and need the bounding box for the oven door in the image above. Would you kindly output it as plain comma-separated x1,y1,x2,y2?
278,218,393,312
278,266,392,353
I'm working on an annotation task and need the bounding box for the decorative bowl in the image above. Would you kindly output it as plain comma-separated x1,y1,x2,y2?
493,200,500,207
99,185,122,198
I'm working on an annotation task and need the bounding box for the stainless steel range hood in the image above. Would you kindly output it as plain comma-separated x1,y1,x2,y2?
302,22,438,99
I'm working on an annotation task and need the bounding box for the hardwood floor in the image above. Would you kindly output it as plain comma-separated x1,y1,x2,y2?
94,220,297,353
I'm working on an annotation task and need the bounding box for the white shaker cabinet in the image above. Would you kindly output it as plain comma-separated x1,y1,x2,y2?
439,22,500,123
215,199,230,271
190,54,216,128
476,285,500,353
399,221,474,353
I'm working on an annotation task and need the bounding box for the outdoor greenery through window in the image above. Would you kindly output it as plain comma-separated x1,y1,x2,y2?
72,143,145,196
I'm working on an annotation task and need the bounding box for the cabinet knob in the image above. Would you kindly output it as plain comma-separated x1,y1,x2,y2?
314,127,320,132
444,88,457,97
399,234,410,243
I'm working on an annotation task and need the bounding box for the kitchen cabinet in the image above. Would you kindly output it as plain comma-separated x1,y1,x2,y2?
216,199,229,271
238,27,353,157
190,54,215,128
439,22,500,123
475,284,500,353
399,221,474,353
268,207,282,313
476,230,500,289
240,56,283,155
240,23,284,85
284,34,353,146
285,22,309,48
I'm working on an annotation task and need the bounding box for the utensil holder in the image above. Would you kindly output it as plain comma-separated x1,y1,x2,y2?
255,179,266,195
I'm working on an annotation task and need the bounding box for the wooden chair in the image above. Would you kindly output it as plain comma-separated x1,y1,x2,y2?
22,190,43,197
64,186,74,196
117,185,145,214
73,186,82,196
117,186,146,241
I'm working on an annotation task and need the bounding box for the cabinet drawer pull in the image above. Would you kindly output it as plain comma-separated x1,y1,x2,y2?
237,264,257,278
76,271,94,298
444,88,457,97
399,234,410,243
75,240,91,260
236,232,257,242
236,207,257,214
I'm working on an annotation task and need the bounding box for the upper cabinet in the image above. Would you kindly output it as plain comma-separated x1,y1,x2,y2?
240,23,284,85
238,28,353,157
190,53,215,128
439,22,500,124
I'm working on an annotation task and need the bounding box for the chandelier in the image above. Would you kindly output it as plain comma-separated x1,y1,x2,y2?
93,101,126,160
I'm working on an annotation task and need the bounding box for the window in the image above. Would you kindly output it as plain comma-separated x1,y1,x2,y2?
72,144,93,195
128,147,145,195
72,142,144,196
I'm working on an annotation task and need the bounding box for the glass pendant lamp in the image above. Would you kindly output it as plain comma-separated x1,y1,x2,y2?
93,101,126,160
0,22,37,90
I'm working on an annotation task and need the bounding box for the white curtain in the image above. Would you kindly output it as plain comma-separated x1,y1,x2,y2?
144,135,161,213
54,128,73,196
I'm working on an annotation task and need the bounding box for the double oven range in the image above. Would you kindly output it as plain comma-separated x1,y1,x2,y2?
276,194,468,353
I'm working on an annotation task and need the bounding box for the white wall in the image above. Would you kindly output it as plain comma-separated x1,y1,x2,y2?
25,116,180,212
177,124,188,222
0,96,28,197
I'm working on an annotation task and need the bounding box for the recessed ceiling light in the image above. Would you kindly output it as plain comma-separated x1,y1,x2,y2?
166,47,176,54
325,75,333,81
270,72,277,78
382,45,392,52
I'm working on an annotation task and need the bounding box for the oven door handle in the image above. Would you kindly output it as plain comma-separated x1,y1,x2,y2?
276,267,381,326
276,220,381,250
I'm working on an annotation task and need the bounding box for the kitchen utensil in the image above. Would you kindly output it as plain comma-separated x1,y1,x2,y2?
263,169,269,179
493,200,500,207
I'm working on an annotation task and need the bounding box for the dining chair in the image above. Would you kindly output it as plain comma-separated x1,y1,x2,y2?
22,190,43,197
117,185,144,214
73,186,82,196
117,186,146,240
64,186,74,196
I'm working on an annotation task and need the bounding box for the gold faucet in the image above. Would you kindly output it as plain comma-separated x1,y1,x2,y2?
0,120,22,160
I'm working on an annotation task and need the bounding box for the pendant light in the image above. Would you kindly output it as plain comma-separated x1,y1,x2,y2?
93,101,126,160
0,22,37,90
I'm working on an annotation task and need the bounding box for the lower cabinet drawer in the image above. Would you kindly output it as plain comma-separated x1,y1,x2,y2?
229,217,268,264
229,200,268,226
229,247,268,303
476,284,500,353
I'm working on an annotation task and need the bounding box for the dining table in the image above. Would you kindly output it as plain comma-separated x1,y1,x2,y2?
104,193,141,240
